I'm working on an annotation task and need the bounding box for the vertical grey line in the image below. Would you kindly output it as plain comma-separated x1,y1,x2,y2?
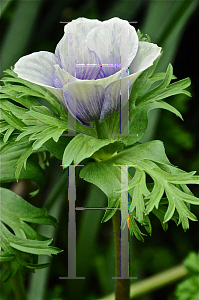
120,165,129,278
59,165,85,279
112,165,137,279
68,165,76,277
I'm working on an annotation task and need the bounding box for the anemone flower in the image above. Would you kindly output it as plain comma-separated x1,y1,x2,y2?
14,17,161,126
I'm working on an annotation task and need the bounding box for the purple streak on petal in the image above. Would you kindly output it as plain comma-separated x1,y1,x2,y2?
75,48,102,80
53,71,64,88
55,31,102,80
63,82,105,126
99,80,121,121
99,69,140,122
87,18,139,79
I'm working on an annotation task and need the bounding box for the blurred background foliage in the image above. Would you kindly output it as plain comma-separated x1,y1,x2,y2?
0,0,199,299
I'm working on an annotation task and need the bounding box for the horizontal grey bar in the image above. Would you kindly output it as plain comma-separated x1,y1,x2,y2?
76,207,121,210
59,277,85,279
112,277,137,279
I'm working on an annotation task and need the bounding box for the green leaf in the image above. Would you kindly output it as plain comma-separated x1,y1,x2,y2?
28,106,68,128
128,170,150,224
0,252,15,262
174,252,199,300
175,275,199,300
0,141,45,190
183,252,199,274
80,160,122,225
16,124,50,141
62,135,117,167
152,205,169,231
0,187,62,280
31,126,66,150
114,142,199,230
145,179,165,213
0,85,41,109
128,211,146,242
15,144,33,181
81,140,199,235
1,69,68,118
0,121,10,133
3,126,15,142
0,108,26,130
43,136,72,160
117,140,172,166
101,198,120,224
105,61,190,146
0,98,28,118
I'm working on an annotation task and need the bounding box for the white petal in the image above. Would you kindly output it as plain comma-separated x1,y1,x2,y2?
100,70,141,120
129,41,162,74
55,18,102,80
62,80,105,125
100,42,162,120
86,17,139,78
14,51,77,104
14,51,59,86
53,64,77,88
63,17,101,37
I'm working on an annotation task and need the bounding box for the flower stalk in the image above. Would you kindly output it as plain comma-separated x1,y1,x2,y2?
101,264,189,300
112,211,130,300
95,120,109,140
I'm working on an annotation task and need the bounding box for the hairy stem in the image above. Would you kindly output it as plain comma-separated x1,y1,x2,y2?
12,271,27,300
95,120,109,139
112,211,130,300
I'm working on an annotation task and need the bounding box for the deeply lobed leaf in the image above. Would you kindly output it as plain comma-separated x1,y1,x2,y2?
0,188,62,281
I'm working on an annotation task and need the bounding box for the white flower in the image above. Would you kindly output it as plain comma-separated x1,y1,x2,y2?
14,17,161,126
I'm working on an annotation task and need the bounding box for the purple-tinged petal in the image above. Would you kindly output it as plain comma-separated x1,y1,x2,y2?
14,51,60,86
62,81,105,126
129,41,162,74
55,18,102,80
53,64,77,88
86,17,139,79
99,71,140,121
100,42,162,121
14,51,65,102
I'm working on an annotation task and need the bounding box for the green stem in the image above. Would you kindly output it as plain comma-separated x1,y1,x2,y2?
95,120,109,139
12,271,27,300
112,211,130,300
101,264,188,300
129,264,188,299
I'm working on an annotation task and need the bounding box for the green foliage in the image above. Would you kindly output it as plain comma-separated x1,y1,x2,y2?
1,0,198,299
80,140,199,240
174,252,199,300
0,139,45,189
105,61,191,147
0,55,197,246
137,29,151,42
62,134,119,166
0,188,62,281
